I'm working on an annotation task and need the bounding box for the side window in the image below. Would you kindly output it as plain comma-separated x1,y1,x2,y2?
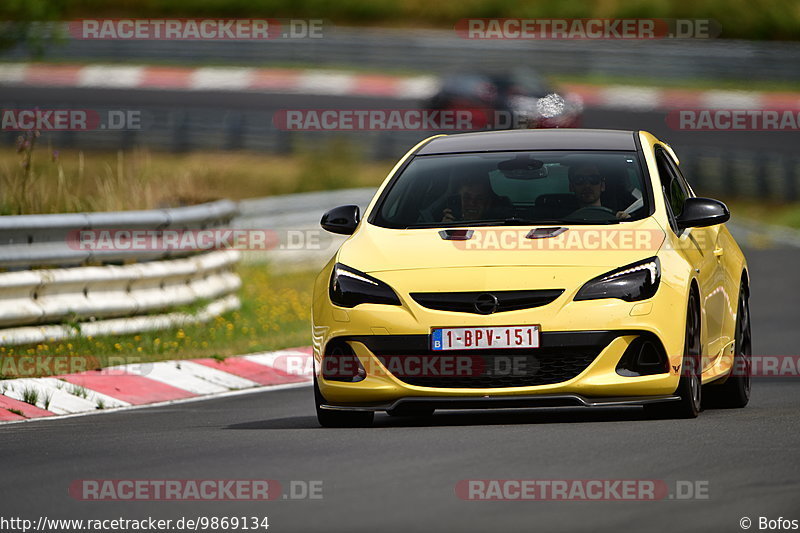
669,178,686,217
661,149,695,199
655,148,688,226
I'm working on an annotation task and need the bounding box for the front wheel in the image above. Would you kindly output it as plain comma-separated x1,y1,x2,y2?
645,291,702,419
314,375,374,428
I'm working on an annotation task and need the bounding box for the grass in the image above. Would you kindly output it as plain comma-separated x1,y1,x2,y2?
36,0,800,41
21,387,38,406
0,140,393,215
68,383,89,399
724,198,800,230
0,263,319,379
554,75,800,95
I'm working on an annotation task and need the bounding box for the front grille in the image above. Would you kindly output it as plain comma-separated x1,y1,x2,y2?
342,332,615,389
410,289,564,314
392,349,598,388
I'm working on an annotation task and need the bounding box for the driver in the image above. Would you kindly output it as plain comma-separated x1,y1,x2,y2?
441,172,510,222
568,164,630,220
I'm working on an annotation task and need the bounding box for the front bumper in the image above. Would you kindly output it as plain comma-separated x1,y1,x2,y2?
315,329,682,407
313,263,688,407
319,393,681,412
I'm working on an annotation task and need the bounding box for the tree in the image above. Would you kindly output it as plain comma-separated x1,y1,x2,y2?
0,0,67,56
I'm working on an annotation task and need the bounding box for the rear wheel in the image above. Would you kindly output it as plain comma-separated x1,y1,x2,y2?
645,290,702,419
704,281,751,408
314,375,374,428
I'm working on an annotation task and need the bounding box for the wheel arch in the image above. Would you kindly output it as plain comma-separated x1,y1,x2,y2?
740,268,750,299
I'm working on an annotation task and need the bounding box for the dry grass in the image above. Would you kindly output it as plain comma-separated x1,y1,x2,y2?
0,138,393,215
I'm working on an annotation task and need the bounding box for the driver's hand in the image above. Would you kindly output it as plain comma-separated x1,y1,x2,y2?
615,211,631,220
442,208,456,222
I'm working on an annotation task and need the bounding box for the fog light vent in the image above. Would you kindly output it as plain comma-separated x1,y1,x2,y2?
322,340,367,382
616,335,669,377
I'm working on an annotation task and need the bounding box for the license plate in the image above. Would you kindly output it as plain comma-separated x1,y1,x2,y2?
431,325,540,351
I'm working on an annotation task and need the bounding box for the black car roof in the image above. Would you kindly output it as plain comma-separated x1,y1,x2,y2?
416,129,638,155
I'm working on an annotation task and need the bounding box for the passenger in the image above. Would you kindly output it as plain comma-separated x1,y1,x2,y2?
568,163,630,220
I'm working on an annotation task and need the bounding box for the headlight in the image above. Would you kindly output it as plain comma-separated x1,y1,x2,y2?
574,257,660,302
329,263,401,308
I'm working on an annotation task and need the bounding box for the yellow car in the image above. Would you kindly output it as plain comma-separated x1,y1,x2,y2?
312,129,751,427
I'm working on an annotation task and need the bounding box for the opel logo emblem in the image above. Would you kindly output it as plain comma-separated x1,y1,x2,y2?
474,293,499,314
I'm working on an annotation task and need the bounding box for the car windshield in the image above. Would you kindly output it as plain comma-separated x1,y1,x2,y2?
371,151,650,229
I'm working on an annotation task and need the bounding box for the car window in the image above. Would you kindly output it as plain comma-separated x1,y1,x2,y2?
371,151,649,228
656,149,688,220
662,148,695,198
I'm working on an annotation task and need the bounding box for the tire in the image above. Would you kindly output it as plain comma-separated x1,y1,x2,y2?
645,290,703,419
314,375,374,428
704,281,751,409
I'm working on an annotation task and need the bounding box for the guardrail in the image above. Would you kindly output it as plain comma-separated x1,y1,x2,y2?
0,200,242,345
0,199,238,269
0,249,240,328
674,145,800,202
4,27,800,82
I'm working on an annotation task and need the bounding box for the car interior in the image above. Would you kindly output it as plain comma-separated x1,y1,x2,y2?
376,152,647,227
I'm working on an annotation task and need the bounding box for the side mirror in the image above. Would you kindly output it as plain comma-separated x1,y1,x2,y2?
676,197,730,230
321,205,360,235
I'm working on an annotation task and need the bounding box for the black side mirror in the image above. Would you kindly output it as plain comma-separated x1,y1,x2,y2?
321,205,360,235
676,197,730,230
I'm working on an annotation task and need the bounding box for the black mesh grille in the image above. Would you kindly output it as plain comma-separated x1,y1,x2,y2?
338,331,636,389
347,333,609,389
410,289,564,314
389,349,599,388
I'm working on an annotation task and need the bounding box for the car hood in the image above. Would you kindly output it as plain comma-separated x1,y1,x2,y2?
338,218,666,273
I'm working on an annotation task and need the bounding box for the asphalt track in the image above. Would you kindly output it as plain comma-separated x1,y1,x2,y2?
2,86,799,533
0,86,797,155
0,244,798,533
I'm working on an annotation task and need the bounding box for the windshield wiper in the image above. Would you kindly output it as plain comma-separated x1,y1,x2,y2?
463,218,559,226
470,218,621,226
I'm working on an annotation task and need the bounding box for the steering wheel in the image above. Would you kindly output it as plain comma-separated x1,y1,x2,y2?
564,205,616,222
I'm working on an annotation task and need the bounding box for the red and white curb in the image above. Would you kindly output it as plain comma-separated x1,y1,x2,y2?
0,347,313,424
2,63,799,111
0,63,438,101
